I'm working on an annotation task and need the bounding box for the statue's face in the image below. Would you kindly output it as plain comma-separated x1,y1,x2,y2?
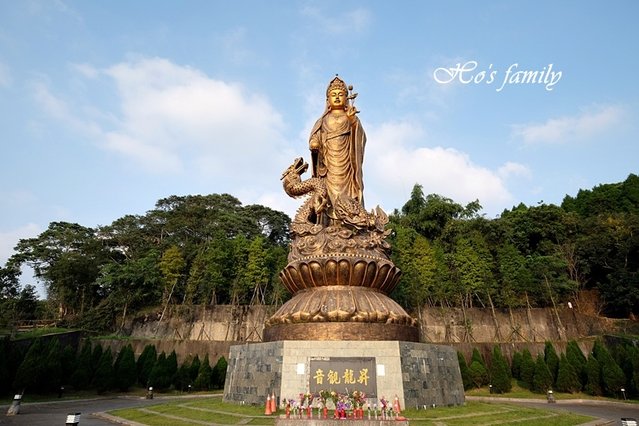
328,89,347,110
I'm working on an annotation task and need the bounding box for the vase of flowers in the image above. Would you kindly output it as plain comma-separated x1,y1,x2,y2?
304,392,313,418
319,389,330,419
380,396,388,419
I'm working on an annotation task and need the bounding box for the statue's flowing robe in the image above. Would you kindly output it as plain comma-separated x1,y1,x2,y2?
309,110,366,222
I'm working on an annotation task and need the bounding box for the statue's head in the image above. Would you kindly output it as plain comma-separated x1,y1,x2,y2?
326,76,349,110
326,76,348,96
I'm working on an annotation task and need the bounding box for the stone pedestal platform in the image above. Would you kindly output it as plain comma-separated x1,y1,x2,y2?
223,340,464,409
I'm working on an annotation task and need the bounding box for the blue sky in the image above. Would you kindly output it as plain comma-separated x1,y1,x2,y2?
1,1,638,294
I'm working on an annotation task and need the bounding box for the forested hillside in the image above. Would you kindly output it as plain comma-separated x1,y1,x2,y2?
1,175,638,332
389,173,639,319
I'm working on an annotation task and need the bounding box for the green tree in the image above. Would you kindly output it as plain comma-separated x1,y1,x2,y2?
193,354,212,391
519,349,536,388
0,337,13,395
556,353,581,393
468,361,489,389
93,347,114,394
532,353,553,393
60,344,77,383
211,356,228,389
114,344,137,392
457,352,473,390
566,340,587,389
10,222,109,317
70,341,93,390
627,345,639,397
12,338,46,393
166,350,178,384
585,354,602,396
544,341,560,384
490,346,512,393
185,238,230,305
42,338,63,393
159,246,186,305
244,204,291,246
149,352,172,391
189,355,201,382
97,250,162,331
137,344,157,387
398,185,479,240
0,265,21,327
562,173,639,216
496,244,534,309
13,285,41,321
174,360,192,391
451,234,495,308
91,344,103,377
236,237,270,306
593,340,625,396
615,345,639,397
390,225,440,310
468,349,489,388
511,351,523,380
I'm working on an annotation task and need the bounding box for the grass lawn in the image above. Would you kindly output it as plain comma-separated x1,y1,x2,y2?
466,380,638,403
8,327,77,339
109,398,594,426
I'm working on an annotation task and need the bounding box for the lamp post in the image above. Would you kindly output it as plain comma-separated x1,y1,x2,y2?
489,384,493,394
621,388,627,400
546,390,555,403
147,386,154,399
6,394,22,415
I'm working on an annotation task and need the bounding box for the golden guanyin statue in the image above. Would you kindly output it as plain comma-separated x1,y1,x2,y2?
263,76,418,342
310,76,365,224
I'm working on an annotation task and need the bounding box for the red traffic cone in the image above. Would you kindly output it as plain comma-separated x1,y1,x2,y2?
393,395,401,414
270,393,277,413
265,394,272,415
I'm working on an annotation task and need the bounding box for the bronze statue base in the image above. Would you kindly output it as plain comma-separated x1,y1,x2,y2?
263,321,419,342
265,254,418,342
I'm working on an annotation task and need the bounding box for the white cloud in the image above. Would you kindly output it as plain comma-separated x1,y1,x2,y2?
32,57,290,183
103,58,287,177
70,62,99,79
511,105,625,145
498,161,532,179
30,79,101,136
365,121,515,215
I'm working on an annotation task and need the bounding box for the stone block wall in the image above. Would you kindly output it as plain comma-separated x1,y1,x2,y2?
223,340,464,409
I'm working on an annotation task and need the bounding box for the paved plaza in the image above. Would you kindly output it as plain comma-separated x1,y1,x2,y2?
1,394,639,425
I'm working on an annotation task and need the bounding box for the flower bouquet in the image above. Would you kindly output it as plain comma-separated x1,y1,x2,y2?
319,390,331,418
304,392,313,418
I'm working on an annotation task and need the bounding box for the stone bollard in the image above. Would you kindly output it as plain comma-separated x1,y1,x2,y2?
6,394,22,416
65,412,81,425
